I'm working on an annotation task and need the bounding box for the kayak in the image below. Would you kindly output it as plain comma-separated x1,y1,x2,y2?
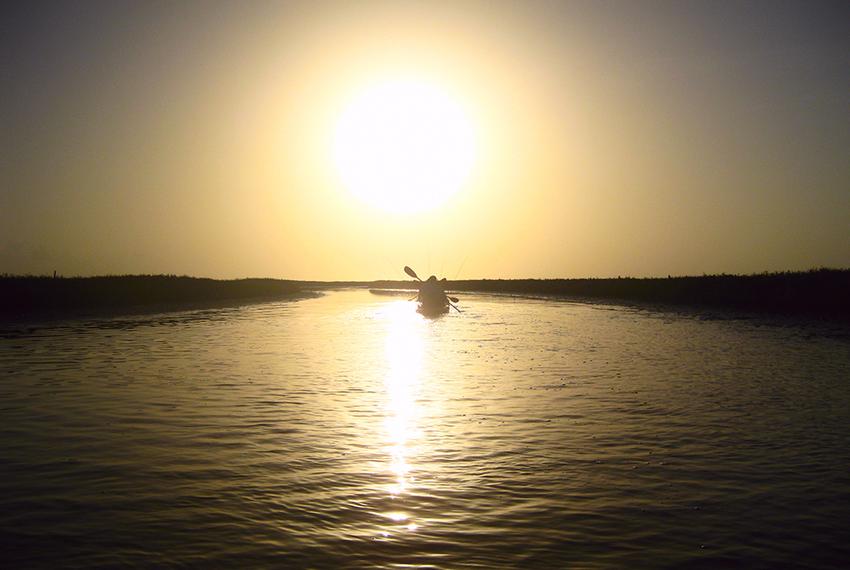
369,288,450,315
417,297,450,317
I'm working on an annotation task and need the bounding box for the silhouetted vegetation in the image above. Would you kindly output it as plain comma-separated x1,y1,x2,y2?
370,268,850,321
0,275,306,319
4,269,848,321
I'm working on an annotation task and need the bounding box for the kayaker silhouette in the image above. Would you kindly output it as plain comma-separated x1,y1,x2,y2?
404,265,459,314
419,275,446,307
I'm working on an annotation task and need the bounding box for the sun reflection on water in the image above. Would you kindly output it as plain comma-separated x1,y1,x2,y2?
378,301,426,533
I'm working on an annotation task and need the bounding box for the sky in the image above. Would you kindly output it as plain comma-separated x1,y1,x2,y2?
2,0,848,280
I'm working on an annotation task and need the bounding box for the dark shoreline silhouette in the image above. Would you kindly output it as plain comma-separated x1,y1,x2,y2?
369,268,850,321
2,268,848,321
0,275,309,320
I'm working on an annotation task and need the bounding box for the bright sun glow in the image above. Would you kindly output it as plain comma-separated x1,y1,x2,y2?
333,78,476,214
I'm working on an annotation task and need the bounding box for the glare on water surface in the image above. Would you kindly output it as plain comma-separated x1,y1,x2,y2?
382,302,424,492
377,301,427,533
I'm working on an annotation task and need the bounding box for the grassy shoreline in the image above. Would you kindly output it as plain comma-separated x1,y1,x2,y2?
368,268,850,321
0,275,310,320
2,269,848,321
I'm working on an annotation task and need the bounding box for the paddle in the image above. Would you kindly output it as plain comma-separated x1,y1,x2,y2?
446,295,463,312
404,266,421,281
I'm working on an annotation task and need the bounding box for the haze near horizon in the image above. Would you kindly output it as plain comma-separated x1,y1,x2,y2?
3,1,848,280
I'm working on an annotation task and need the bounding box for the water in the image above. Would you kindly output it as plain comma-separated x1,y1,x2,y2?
2,290,849,568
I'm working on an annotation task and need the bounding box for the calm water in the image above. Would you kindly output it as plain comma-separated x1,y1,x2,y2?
2,290,850,568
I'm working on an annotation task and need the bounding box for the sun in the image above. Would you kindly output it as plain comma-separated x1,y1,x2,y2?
333,78,476,214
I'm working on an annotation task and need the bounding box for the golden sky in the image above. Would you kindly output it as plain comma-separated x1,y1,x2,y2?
3,1,848,279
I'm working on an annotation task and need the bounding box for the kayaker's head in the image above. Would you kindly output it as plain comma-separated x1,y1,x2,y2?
428,275,437,282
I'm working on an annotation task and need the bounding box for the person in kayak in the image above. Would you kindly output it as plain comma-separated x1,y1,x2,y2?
418,275,448,308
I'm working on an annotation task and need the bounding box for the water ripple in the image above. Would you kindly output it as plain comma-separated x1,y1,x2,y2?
1,291,849,568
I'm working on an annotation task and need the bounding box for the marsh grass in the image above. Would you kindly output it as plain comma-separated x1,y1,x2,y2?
370,268,850,320
3,269,847,320
0,274,305,319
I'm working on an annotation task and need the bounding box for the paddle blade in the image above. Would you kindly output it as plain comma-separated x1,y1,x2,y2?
448,296,459,303
404,266,419,280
